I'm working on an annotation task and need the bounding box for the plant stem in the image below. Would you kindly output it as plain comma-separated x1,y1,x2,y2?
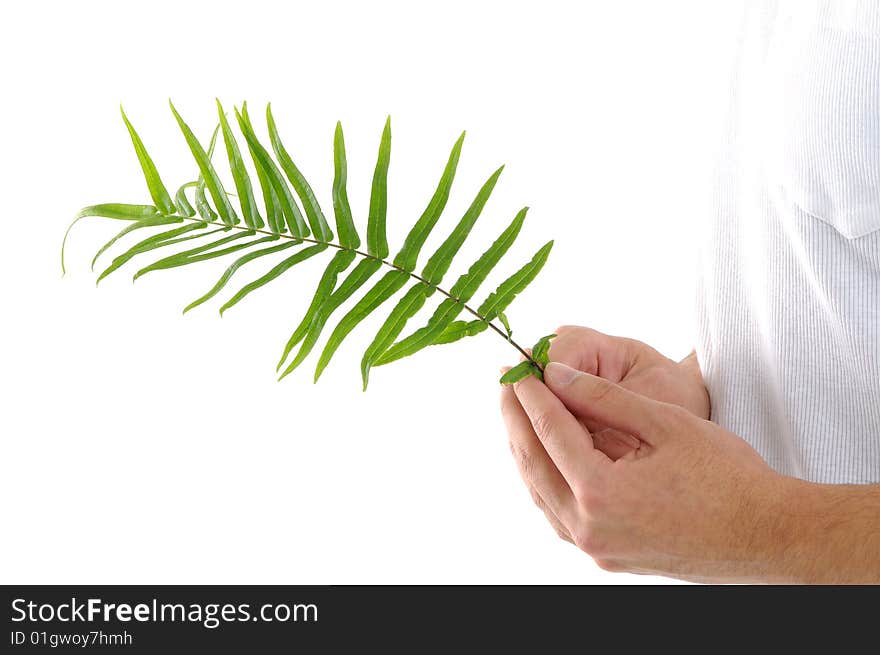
161,213,542,370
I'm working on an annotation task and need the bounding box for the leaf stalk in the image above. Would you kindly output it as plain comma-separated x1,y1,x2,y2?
157,212,542,370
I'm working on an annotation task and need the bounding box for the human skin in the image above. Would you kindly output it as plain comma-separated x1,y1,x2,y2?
500,326,880,583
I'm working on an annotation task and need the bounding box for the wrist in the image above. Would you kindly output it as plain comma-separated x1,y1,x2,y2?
754,474,830,583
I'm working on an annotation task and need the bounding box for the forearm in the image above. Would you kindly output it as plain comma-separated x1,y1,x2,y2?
767,478,880,584
630,350,878,583
676,346,879,583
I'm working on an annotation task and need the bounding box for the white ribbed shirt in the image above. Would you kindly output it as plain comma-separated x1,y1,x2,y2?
696,1,880,483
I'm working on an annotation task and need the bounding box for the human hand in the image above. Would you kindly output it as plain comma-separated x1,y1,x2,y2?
500,362,791,582
545,326,709,459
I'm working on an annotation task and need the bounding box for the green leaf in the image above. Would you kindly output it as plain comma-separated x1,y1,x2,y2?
278,258,383,380
195,191,217,220
500,361,541,385
531,333,556,367
194,126,221,220
66,105,557,391
447,207,527,300
219,244,327,316
432,319,488,345
358,164,505,379
174,182,196,217
393,131,465,271
92,215,184,270
498,335,554,384
276,249,356,370
360,283,431,389
133,234,276,281
372,299,466,366
169,100,238,225
331,122,360,249
96,221,213,284
476,240,553,320
358,168,503,383
266,104,333,242
239,104,282,234
217,99,263,229
366,116,391,258
74,204,162,221
498,312,512,338
120,107,176,214
235,104,307,236
310,130,465,379
313,270,410,381
421,165,503,284
63,203,166,274
374,207,528,366
183,240,300,313
430,240,553,347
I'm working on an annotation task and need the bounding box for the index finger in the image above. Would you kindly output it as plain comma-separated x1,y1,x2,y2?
550,325,635,382
512,374,610,490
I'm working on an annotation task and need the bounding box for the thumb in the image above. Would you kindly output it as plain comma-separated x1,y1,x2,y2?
544,361,671,445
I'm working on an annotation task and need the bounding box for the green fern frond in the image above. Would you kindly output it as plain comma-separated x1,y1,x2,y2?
62,102,555,387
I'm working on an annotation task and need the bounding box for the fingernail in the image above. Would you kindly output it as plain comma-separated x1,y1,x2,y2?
545,361,578,385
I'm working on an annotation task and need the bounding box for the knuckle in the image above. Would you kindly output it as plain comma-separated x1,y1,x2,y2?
530,410,556,441
588,377,617,403
591,430,628,456
648,366,676,388
573,483,604,515
499,387,515,414
555,324,595,337
554,325,597,346
555,526,573,544
621,336,650,355
572,529,594,555
657,403,689,434
528,487,545,510
572,523,603,556
508,440,532,475
594,558,624,573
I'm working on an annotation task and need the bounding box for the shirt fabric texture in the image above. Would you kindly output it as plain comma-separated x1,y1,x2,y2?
696,0,880,483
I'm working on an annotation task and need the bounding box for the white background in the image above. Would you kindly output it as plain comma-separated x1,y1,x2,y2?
0,1,741,583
